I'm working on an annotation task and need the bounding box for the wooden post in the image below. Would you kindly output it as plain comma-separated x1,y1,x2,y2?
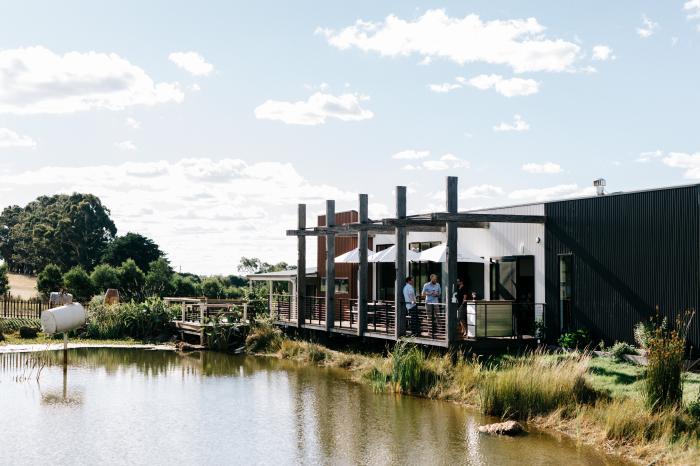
358,194,369,337
325,200,336,332
394,186,407,338
181,302,186,322
445,176,458,346
268,281,273,318
296,204,306,328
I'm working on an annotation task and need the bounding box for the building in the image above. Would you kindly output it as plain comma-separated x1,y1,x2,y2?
274,177,699,350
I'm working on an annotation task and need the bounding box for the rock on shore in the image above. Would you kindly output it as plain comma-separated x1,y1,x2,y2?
478,421,525,436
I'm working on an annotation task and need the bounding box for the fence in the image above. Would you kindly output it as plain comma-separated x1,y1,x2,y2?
364,300,396,335
1,294,48,319
334,298,357,330
459,301,546,339
270,294,296,323
303,296,326,326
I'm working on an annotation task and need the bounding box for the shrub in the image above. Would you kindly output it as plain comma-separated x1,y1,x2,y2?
204,314,242,351
19,326,38,339
390,340,436,395
118,259,146,302
479,352,597,419
644,310,694,410
90,264,120,294
37,264,64,297
558,328,591,350
634,320,652,349
610,341,637,362
245,317,283,353
63,266,94,303
0,263,9,296
84,297,175,340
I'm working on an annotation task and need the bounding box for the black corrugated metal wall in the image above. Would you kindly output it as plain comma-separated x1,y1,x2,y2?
545,185,700,350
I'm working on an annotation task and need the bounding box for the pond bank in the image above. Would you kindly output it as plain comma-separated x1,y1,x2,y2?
0,341,175,353
245,326,699,466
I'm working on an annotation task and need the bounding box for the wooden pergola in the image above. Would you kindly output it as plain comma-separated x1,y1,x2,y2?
286,176,545,346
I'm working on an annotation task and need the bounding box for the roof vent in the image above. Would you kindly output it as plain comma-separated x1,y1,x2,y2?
594,178,606,196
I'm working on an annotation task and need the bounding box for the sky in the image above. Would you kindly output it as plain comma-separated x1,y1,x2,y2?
0,1,699,275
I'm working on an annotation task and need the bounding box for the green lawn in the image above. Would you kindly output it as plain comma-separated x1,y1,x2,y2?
588,355,700,405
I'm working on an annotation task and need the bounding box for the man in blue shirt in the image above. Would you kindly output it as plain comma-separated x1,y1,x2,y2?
422,274,441,338
402,276,419,335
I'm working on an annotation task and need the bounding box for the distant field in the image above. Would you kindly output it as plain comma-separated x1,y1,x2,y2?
7,273,38,299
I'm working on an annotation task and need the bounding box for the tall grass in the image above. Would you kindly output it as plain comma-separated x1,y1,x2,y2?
644,310,694,410
244,317,283,353
389,340,436,395
479,352,598,419
85,297,176,340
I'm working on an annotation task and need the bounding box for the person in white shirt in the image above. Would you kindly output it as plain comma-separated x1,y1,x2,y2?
402,276,419,335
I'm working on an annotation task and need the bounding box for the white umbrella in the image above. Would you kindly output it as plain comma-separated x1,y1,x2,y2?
369,245,421,263
334,248,375,263
418,243,485,263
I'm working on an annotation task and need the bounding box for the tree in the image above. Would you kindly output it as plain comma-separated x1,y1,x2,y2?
37,264,64,297
90,264,120,293
118,259,146,302
201,276,225,298
102,233,165,273
63,266,94,303
0,263,9,296
145,258,174,297
0,194,116,273
171,274,201,297
237,256,295,275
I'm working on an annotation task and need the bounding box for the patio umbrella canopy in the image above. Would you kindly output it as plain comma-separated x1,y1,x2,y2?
334,248,375,263
418,243,485,263
370,245,421,263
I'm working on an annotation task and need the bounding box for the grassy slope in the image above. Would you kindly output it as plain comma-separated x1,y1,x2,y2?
6,273,38,299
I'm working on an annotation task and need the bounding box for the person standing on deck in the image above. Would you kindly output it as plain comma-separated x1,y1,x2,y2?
455,278,469,337
422,274,441,338
403,276,419,336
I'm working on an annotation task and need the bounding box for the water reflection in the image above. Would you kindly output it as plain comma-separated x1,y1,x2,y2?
0,349,627,466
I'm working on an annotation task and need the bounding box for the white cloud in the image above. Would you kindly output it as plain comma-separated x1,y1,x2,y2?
115,140,137,151
168,51,214,76
190,83,201,92
0,128,37,148
509,184,595,202
125,117,141,129
636,149,664,163
637,15,658,38
521,162,562,174
317,9,581,73
392,149,430,160
460,74,539,97
493,114,530,132
684,0,700,19
0,46,184,114
662,152,700,178
591,45,615,61
254,92,373,125
428,82,461,93
422,160,450,171
432,184,504,201
440,153,470,168
401,164,419,171
0,158,356,274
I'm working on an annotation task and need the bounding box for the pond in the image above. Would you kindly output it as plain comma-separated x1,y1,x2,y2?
0,348,627,466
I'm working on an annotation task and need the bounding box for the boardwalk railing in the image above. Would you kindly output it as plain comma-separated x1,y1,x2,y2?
334,297,356,330
1,294,48,319
303,296,326,326
270,294,296,323
406,300,446,341
459,301,546,339
364,300,396,335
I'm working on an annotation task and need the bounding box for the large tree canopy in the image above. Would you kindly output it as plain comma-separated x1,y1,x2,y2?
101,232,165,272
0,194,116,273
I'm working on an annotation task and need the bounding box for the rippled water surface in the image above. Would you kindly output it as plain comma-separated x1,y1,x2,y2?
0,349,627,466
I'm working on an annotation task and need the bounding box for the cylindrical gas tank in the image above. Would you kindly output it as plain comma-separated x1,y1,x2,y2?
41,303,87,335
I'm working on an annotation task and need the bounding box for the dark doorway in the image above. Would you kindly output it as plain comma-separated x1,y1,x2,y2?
559,254,573,332
490,256,534,302
457,262,485,299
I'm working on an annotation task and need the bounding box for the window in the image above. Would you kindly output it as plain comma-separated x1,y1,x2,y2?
559,255,573,332
320,278,349,294
409,241,443,296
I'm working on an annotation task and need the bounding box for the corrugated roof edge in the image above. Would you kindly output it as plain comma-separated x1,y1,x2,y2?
460,182,700,214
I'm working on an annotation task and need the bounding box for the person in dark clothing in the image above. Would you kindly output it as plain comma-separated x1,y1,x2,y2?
456,278,469,337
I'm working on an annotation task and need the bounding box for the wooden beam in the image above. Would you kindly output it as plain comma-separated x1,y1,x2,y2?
381,219,489,229
358,194,368,337
394,186,407,338
325,200,335,332
445,177,458,346
296,204,306,328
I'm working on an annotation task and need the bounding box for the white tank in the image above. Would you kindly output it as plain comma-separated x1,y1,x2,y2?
41,303,87,335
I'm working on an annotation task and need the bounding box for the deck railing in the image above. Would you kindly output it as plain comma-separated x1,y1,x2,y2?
304,296,326,326
1,294,48,319
406,300,447,341
364,300,396,335
458,301,546,340
180,301,245,324
270,294,297,323
333,297,357,330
